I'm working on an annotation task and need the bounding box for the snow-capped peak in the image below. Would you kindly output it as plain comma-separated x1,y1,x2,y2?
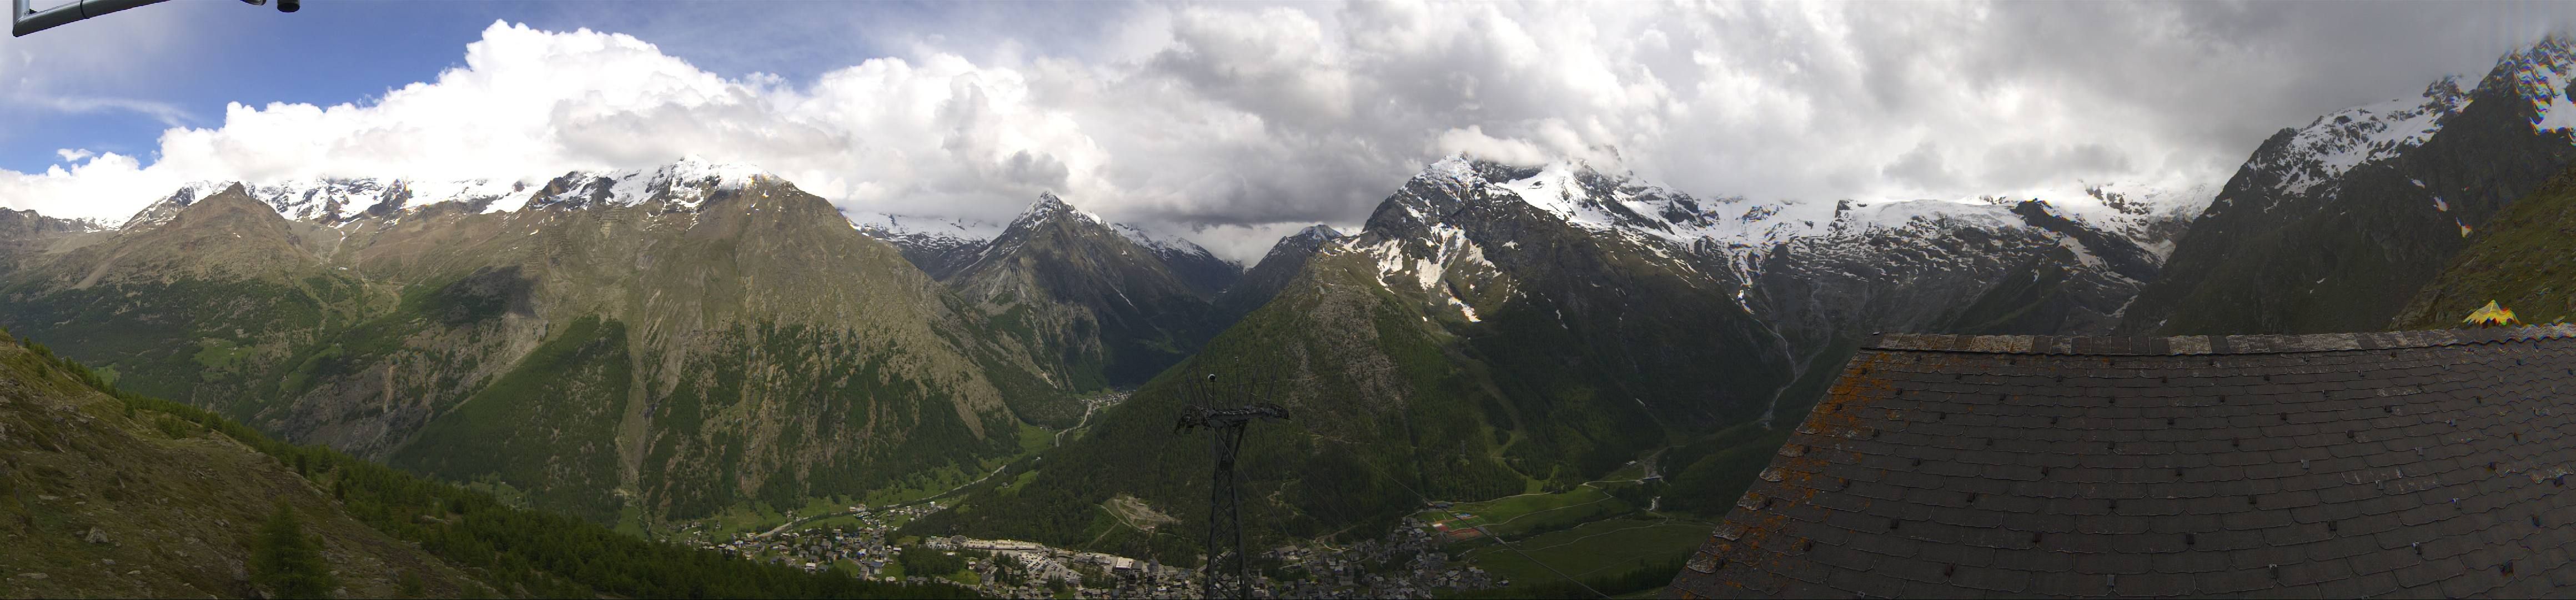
121,178,423,229
114,157,770,229
1966,179,2215,226
526,157,771,212
847,211,1004,242
1413,153,1487,198
2257,74,2469,197
2504,34,2576,136
1111,223,1214,258
121,178,521,229
1290,224,1345,242
1370,156,2217,282
1010,192,1109,229
120,181,240,229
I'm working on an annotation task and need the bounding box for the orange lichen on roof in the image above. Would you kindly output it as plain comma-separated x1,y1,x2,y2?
1678,351,1901,596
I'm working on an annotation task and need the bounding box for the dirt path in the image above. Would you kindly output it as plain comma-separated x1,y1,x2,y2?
1054,391,1130,447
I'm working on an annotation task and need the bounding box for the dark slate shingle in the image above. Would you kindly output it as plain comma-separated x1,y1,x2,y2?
1668,325,2576,599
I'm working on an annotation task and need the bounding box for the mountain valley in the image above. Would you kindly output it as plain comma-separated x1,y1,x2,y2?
8,27,2576,600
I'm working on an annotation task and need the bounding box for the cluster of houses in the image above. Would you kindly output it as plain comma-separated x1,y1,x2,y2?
694,502,940,579
1261,518,1504,598
674,498,1517,597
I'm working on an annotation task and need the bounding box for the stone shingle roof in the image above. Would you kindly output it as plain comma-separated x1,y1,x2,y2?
1668,326,2576,598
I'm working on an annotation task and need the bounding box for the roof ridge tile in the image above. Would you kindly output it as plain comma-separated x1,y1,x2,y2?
1871,325,2576,356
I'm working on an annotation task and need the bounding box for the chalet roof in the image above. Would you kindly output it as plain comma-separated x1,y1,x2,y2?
1668,326,2576,598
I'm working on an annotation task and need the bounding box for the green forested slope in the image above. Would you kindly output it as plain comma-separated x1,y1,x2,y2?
915,168,1797,561
2394,160,2576,328
1,326,974,598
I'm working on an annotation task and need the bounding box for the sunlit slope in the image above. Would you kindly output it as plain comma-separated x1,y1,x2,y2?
0,331,494,598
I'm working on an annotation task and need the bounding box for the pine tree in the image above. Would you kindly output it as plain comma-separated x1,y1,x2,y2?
251,504,339,599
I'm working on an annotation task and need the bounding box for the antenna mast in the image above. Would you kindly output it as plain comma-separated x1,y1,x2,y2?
1173,364,1290,599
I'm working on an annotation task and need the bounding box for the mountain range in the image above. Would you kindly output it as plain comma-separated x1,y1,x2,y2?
6,35,2576,572
916,35,2576,553
2120,37,2576,334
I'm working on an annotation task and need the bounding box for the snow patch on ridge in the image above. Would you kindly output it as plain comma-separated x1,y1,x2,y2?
118,157,772,229
1370,156,2207,301
848,211,1005,242
1463,161,2194,258
1113,223,1216,258
2507,36,2576,136
1289,224,1346,242
1010,192,1109,229
1447,290,1482,322
1360,220,1497,327
533,156,769,211
1417,155,1484,199
2260,77,2468,197
415,179,533,214
120,181,238,229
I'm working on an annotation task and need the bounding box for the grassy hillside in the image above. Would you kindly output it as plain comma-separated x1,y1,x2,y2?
0,328,488,598
2394,161,2576,328
1,326,975,598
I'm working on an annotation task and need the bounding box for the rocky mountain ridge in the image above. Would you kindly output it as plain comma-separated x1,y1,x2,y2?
1215,224,1348,321
2120,35,2576,334
933,192,1241,389
0,162,1070,526
925,150,2208,553
847,211,1003,279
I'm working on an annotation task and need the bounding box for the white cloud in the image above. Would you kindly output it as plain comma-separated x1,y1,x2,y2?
13,94,194,127
6,2,2576,262
3,21,1116,227
1434,126,1553,168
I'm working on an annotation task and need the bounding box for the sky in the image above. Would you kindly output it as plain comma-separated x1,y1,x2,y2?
3,1,2574,262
